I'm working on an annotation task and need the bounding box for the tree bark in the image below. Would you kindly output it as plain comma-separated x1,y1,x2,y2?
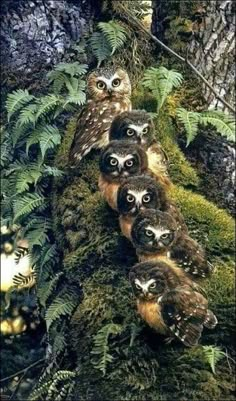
0,0,102,93
152,0,235,111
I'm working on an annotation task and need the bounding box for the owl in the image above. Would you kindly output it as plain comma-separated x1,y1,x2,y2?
117,175,188,240
69,66,132,165
109,110,170,188
131,209,213,278
129,259,217,347
98,141,148,210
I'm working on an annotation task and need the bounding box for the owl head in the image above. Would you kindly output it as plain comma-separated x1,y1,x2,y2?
129,260,169,300
131,209,178,253
109,110,154,147
117,175,167,217
99,141,148,181
87,66,131,100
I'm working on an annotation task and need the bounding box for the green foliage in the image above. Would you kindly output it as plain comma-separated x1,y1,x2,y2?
29,370,77,401
6,89,35,121
176,108,235,146
91,323,123,375
45,295,77,331
98,21,128,55
90,21,128,66
142,67,183,112
202,346,226,374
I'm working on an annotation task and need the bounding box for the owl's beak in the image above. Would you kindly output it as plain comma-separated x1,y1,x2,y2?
107,87,112,95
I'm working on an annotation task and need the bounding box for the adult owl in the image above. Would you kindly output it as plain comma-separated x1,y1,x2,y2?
109,110,170,188
129,260,217,347
69,66,132,165
98,141,148,210
131,209,213,278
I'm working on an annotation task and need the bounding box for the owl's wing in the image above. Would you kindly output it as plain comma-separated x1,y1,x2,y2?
160,287,217,347
146,141,170,188
171,235,213,278
69,102,118,165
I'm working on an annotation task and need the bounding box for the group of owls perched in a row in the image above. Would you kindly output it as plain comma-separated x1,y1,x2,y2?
69,66,217,347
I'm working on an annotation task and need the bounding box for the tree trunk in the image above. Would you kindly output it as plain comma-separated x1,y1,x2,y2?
151,0,235,215
0,0,102,94
152,0,235,111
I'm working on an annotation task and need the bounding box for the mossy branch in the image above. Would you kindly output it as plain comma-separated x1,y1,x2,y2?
116,3,235,115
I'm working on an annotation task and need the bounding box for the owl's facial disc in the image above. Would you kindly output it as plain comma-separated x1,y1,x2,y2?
107,153,138,178
124,123,149,145
137,224,174,252
134,278,159,299
96,74,122,95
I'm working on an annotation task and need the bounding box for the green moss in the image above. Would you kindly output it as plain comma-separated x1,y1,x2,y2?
170,185,235,254
55,117,77,169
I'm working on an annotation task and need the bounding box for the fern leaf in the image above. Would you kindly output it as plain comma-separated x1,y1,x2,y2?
18,103,37,126
35,95,62,121
45,296,76,330
89,32,112,67
55,62,88,77
39,244,59,268
11,121,31,148
202,345,226,374
91,323,123,375
38,272,63,308
176,107,200,146
142,67,183,111
200,111,235,142
26,125,61,158
47,70,67,94
42,165,64,177
13,193,45,223
15,169,42,194
24,218,51,249
98,21,128,55
1,138,13,167
6,89,35,121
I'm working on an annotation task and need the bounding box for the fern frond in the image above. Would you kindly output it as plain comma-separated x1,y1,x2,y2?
13,193,45,223
6,89,35,121
47,70,67,94
18,103,37,126
45,296,77,330
89,32,112,67
15,169,42,194
98,21,128,55
1,138,13,168
26,125,61,159
35,95,62,121
142,67,183,111
202,345,226,374
54,62,88,77
24,218,51,249
42,165,64,177
200,111,235,142
91,323,123,375
11,121,31,148
38,272,63,308
176,107,200,146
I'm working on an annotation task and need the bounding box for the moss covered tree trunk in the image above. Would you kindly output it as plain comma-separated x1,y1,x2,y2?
152,0,235,215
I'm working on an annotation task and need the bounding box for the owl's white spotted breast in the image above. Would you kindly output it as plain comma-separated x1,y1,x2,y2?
70,98,132,161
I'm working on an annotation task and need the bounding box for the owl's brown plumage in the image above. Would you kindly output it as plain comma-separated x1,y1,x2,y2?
69,67,132,165
129,259,217,346
117,175,187,240
109,110,171,188
98,141,148,210
131,209,213,278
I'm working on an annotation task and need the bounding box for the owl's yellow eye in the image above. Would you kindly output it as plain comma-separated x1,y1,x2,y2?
126,128,135,137
97,81,106,90
125,159,134,167
149,282,156,289
142,194,151,203
145,229,154,237
161,233,170,240
142,127,149,135
127,194,135,203
112,78,121,87
109,157,118,166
